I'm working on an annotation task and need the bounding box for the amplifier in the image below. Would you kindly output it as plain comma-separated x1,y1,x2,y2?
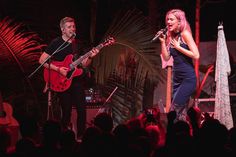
70,105,104,138
85,88,102,103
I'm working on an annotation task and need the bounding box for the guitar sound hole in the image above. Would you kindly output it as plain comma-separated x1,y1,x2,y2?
0,111,6,117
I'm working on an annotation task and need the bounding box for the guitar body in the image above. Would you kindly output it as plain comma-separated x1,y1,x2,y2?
43,36,115,92
0,92,19,147
44,55,83,92
0,102,18,126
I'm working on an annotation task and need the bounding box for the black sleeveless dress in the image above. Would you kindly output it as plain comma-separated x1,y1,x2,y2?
169,39,196,107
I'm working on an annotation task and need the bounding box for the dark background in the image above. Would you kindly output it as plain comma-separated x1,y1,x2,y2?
1,0,236,126
0,0,235,44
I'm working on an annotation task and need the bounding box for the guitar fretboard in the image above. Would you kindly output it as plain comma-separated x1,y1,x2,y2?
70,43,104,69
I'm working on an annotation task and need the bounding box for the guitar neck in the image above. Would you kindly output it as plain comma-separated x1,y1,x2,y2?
70,44,103,68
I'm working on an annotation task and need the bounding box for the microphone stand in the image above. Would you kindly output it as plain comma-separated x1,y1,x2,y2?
28,34,75,120
95,86,118,117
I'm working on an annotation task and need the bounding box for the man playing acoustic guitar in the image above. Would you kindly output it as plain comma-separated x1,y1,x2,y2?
39,17,99,139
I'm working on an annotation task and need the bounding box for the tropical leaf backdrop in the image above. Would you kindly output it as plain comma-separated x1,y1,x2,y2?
0,9,166,126
0,17,46,122
92,9,165,125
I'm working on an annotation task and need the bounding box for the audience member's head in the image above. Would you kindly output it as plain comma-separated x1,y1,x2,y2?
0,127,11,153
42,119,62,147
145,125,161,148
93,112,113,133
15,138,36,156
19,117,39,140
60,129,76,149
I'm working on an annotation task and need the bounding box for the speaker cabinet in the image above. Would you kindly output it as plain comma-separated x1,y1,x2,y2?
70,105,103,137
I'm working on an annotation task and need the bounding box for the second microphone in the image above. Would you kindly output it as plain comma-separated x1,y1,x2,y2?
151,27,168,42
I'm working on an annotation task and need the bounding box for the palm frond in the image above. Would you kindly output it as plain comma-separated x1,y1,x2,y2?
95,8,165,86
0,17,45,97
92,8,166,124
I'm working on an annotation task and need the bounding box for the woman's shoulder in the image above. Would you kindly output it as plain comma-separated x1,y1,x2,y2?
180,30,193,43
181,29,192,37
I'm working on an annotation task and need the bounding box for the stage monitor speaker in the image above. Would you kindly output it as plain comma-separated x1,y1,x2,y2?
86,106,104,128
70,105,103,137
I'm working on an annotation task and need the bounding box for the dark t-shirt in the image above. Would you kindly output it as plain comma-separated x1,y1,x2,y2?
45,37,82,61
45,36,93,88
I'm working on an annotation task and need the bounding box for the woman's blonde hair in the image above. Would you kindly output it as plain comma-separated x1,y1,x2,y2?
165,9,191,46
165,9,191,33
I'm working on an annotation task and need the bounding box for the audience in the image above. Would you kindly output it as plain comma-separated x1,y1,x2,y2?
0,127,12,156
1,106,236,157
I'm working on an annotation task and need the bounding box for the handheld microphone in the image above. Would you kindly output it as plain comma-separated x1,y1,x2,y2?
151,27,167,42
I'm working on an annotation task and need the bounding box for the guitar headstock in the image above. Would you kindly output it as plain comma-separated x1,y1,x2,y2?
102,36,115,47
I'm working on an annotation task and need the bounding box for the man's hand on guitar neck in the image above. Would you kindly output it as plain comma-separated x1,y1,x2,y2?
82,48,99,66
90,48,100,58
56,47,99,76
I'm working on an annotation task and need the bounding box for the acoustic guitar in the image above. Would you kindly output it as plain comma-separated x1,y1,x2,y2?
44,36,115,92
0,92,18,126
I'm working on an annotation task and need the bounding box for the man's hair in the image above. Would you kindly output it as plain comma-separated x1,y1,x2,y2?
60,17,75,29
